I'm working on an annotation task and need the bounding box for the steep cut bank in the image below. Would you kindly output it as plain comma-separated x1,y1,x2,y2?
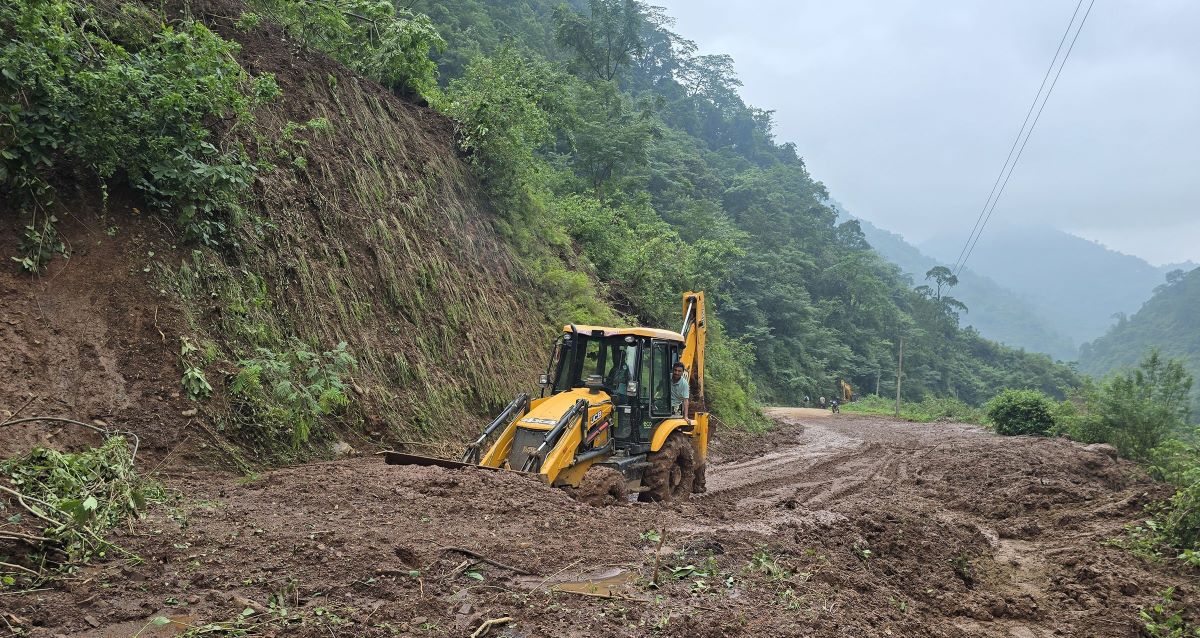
1,0,549,464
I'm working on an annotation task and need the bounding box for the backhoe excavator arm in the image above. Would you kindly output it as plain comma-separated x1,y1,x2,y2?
679,291,706,403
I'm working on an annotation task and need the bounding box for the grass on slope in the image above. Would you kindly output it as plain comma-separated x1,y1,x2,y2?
843,395,984,424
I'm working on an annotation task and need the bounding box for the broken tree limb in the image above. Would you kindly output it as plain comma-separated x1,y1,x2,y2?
470,616,513,638
0,561,40,577
439,546,533,576
0,531,51,544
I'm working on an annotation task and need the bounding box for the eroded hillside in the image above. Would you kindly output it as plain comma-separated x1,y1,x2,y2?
1,0,550,466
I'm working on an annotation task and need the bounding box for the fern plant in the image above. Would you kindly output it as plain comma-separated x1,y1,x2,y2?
231,342,357,448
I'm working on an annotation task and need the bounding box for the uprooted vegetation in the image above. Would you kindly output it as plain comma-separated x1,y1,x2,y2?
0,433,162,587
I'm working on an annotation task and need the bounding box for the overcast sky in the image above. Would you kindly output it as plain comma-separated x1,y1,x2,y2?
653,0,1200,266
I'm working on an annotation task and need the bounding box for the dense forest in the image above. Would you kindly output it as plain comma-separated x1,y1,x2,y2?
409,0,1079,412
1080,267,1200,418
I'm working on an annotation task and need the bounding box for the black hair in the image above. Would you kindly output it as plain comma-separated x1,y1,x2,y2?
673,362,685,370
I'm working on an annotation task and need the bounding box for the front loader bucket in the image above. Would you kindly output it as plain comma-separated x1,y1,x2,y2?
378,451,511,472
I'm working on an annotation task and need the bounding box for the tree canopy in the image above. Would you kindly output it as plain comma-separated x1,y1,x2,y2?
411,0,1081,415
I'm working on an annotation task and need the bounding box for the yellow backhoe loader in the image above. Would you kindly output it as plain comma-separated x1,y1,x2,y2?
384,292,709,503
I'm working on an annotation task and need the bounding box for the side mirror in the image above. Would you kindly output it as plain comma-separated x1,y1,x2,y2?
626,381,638,395
539,374,550,387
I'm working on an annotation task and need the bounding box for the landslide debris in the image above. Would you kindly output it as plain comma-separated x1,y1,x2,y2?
4,412,1192,637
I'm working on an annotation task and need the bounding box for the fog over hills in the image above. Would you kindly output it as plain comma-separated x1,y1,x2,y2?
918,226,1183,349
842,208,1188,362
843,213,1077,360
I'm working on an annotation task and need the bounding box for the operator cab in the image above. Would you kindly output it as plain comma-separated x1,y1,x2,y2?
539,325,684,451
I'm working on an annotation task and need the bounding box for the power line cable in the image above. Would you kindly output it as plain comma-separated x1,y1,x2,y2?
950,0,1085,274
956,0,1095,277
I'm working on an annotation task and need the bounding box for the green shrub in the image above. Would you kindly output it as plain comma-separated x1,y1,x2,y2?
1,0,272,245
1140,587,1200,637
247,0,444,96
985,389,1056,436
440,47,567,210
1122,438,1200,567
1064,351,1192,460
12,215,68,273
229,341,357,450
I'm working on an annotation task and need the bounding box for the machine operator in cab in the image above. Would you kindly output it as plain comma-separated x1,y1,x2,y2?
671,361,690,422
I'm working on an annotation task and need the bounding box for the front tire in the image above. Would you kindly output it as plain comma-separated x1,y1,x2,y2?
574,466,628,506
639,431,695,503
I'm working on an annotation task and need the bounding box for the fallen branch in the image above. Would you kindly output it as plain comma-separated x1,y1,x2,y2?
470,616,512,638
651,529,667,586
0,531,51,544
0,485,63,528
445,559,476,581
439,547,533,576
0,396,38,426
0,561,40,577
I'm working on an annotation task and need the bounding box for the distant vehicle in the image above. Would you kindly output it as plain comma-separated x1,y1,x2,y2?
830,399,840,414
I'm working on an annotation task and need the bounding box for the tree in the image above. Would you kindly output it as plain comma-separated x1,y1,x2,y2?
924,266,958,301
1155,268,1187,294
681,54,741,103
441,48,568,210
568,82,659,200
553,0,644,82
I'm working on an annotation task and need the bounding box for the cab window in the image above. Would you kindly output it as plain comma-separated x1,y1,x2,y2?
650,341,673,416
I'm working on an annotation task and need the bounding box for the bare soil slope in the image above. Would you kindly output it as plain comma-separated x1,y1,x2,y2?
6,409,1195,637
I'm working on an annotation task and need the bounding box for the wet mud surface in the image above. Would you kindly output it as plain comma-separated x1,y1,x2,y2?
4,409,1196,637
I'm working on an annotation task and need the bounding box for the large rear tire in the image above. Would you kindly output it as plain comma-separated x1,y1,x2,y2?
574,466,629,507
639,431,695,503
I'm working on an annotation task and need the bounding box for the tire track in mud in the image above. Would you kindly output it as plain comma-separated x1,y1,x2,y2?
698,409,930,514
685,407,1170,638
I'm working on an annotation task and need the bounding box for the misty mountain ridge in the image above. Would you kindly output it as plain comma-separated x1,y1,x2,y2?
1079,265,1200,416
838,211,1078,360
916,225,1178,348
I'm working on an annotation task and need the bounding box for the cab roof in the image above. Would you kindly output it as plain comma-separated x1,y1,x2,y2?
564,324,685,343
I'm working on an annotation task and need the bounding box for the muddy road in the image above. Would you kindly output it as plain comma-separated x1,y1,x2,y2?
6,409,1195,637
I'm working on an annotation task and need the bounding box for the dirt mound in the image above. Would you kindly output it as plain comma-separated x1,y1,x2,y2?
5,410,1194,637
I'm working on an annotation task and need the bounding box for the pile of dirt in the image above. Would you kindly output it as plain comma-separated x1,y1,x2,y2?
5,411,1193,637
